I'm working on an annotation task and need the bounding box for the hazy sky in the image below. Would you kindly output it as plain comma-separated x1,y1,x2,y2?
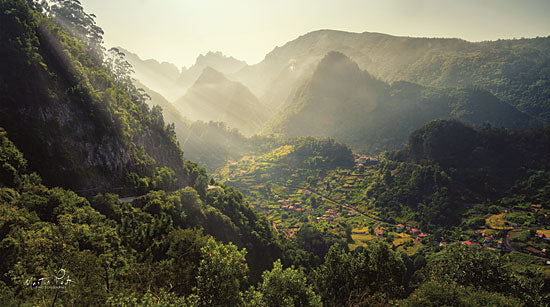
80,0,550,68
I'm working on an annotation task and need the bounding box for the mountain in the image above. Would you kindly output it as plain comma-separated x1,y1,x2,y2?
176,51,248,89
121,49,248,103
119,47,186,101
174,67,269,136
134,80,189,133
136,82,251,171
0,6,198,194
234,30,550,121
267,52,536,152
0,3,301,304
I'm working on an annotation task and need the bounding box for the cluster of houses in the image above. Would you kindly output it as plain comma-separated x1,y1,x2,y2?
347,209,358,216
279,199,308,213
275,191,314,214
394,224,429,241
442,230,504,249
316,208,341,223
367,224,430,243
354,155,379,168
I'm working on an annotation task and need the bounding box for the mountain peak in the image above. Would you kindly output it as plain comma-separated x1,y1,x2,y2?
195,66,228,84
315,51,360,75
310,51,364,95
194,51,247,70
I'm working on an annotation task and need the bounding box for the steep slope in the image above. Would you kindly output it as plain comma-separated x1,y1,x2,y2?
174,67,269,136
0,3,302,300
0,1,194,194
134,80,189,134
135,82,250,171
234,30,550,121
267,52,536,152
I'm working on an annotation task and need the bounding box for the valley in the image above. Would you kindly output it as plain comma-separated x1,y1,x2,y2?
212,136,550,269
1,0,549,305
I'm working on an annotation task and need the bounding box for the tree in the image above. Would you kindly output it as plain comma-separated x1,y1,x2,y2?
256,260,321,307
47,0,105,61
314,244,355,307
314,243,406,306
400,282,523,307
426,243,543,305
195,238,248,306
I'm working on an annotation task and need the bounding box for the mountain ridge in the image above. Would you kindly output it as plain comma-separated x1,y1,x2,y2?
267,51,537,152
234,29,550,120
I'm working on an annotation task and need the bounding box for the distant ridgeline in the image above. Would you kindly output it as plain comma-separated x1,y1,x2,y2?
122,31,549,167
266,51,539,153
236,29,550,123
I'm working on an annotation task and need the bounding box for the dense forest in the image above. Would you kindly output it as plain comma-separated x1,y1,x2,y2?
370,120,550,229
1,0,549,306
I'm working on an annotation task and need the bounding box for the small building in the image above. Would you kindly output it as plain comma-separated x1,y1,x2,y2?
462,241,480,246
396,224,405,231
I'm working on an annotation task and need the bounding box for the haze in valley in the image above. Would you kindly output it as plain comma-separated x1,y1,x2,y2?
81,0,550,67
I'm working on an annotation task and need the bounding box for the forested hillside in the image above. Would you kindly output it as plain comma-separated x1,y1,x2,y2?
0,1,303,305
371,119,550,229
1,1,549,306
235,29,550,121
268,51,536,153
0,0,195,195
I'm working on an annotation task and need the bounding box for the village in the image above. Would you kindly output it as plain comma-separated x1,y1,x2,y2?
215,146,550,267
